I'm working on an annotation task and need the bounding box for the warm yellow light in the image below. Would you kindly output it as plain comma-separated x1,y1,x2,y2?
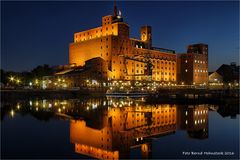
9,76,14,81
58,108,61,112
16,79,20,84
10,109,15,117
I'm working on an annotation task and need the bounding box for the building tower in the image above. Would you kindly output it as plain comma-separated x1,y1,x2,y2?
140,26,152,49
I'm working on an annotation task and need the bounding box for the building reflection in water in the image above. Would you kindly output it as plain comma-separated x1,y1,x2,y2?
69,98,208,159
1,97,210,159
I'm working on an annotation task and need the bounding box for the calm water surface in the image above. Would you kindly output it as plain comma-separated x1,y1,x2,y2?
1,97,239,159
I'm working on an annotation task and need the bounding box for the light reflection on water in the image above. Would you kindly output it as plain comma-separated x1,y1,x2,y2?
1,97,239,159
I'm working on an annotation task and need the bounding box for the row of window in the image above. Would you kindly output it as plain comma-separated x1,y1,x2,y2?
75,32,115,42
152,77,175,81
194,69,208,73
152,72,175,76
152,60,176,65
194,60,207,64
153,66,175,70
185,60,207,64
75,26,115,38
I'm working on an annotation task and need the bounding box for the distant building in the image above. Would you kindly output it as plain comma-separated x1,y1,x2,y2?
216,62,239,83
177,44,208,85
208,71,223,83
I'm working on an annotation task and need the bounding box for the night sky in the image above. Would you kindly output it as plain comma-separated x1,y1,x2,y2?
1,1,239,72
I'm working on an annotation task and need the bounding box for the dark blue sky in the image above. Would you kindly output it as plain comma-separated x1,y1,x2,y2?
1,1,239,72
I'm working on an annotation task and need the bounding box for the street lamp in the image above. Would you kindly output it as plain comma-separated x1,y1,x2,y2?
9,76,15,82
16,79,20,84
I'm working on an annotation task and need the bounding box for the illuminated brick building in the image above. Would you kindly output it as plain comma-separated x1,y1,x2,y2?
70,102,177,159
177,44,208,85
69,4,177,82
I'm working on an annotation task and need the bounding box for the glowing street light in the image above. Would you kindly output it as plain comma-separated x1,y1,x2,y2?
35,79,39,84
16,79,21,84
10,109,15,117
9,76,15,82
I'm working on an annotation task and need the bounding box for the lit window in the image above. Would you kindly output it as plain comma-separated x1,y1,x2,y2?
185,69,188,72
185,60,188,63
195,60,197,63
